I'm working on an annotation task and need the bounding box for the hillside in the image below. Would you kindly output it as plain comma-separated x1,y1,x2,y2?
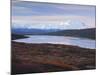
45,28,96,39
12,42,95,74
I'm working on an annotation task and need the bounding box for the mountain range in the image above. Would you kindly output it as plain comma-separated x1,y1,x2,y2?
12,28,96,39
12,28,60,35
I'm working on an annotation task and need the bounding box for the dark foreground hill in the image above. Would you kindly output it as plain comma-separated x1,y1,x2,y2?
11,42,95,74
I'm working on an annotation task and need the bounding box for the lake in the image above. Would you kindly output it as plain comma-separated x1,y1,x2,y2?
13,35,96,49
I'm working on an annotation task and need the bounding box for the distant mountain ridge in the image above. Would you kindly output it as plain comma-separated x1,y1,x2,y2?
12,28,60,35
12,28,96,39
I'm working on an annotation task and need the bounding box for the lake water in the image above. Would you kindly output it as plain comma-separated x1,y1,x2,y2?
13,35,96,49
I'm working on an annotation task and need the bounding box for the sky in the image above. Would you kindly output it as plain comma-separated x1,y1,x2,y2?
12,0,96,29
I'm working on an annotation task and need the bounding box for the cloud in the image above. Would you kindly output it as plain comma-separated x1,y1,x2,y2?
12,0,96,16
11,0,96,29
12,15,95,29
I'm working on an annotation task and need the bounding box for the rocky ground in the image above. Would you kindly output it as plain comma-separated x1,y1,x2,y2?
11,41,96,75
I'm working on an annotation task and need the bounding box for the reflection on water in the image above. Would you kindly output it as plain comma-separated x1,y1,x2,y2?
13,35,96,49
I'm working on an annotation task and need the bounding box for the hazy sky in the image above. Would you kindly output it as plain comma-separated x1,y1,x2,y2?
12,0,96,29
